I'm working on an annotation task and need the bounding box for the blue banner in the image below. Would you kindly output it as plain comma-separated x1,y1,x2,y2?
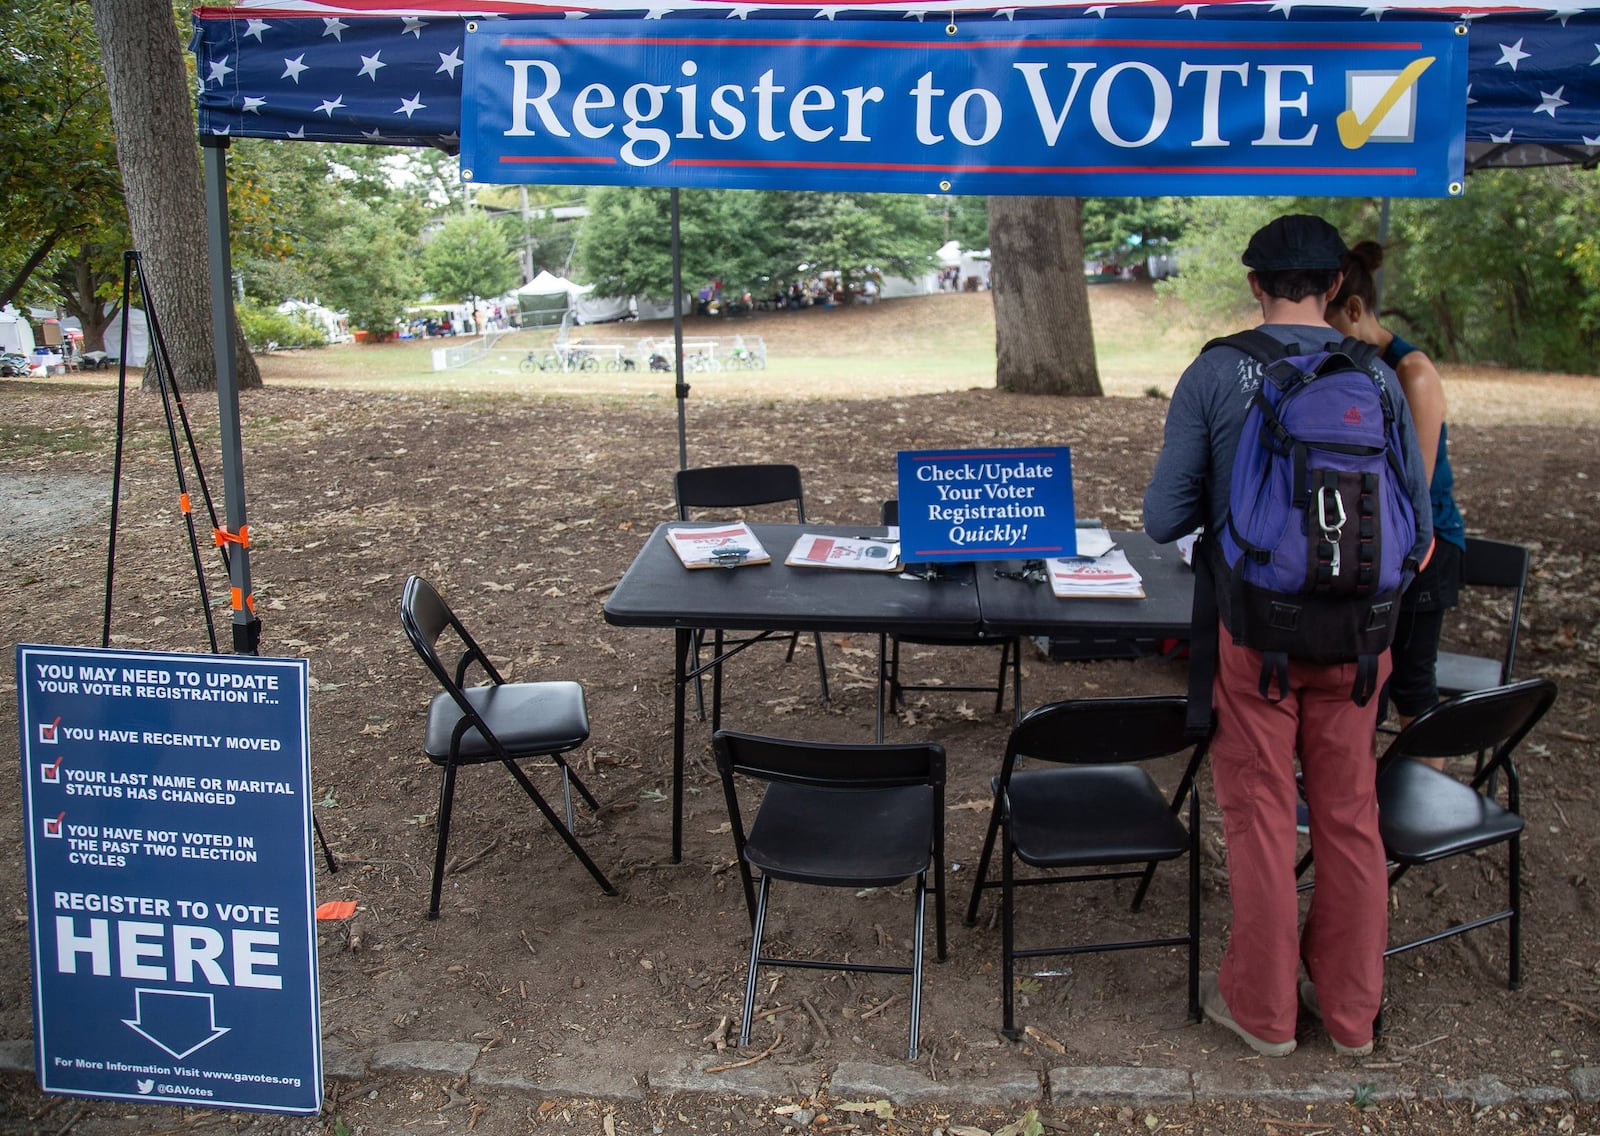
17,646,320,1115
897,446,1075,564
460,18,1467,197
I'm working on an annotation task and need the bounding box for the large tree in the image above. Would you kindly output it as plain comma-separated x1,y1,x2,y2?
90,0,259,391
988,196,1102,397
422,212,520,306
779,192,939,302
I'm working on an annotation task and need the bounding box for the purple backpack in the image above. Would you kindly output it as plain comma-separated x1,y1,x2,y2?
1209,331,1420,704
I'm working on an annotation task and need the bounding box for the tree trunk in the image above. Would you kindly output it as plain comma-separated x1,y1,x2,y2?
90,0,260,391
988,196,1102,397
61,249,119,353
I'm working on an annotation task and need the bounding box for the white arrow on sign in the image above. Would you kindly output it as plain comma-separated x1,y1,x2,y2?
122,988,231,1060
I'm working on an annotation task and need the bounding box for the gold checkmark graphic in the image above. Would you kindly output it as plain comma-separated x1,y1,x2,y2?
1337,56,1435,149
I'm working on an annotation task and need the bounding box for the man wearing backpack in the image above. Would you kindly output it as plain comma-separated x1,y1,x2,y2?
1144,214,1433,1059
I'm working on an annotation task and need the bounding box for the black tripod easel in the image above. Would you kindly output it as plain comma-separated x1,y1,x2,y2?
102,250,337,874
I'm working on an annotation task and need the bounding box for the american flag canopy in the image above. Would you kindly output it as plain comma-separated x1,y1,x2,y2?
193,2,1600,172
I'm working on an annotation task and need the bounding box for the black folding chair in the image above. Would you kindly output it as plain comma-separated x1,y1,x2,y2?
675,463,830,725
1300,678,1556,988
964,696,1211,1038
876,499,1022,741
400,575,616,918
1437,537,1530,699
712,730,945,1060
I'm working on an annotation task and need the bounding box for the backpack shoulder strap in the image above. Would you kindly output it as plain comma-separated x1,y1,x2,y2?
1202,329,1294,365
1333,335,1382,373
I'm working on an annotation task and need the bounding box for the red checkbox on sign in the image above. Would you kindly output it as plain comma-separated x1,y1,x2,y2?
42,812,65,839
38,716,61,744
40,756,64,784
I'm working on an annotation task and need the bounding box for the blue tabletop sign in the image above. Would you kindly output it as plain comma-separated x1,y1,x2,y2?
16,646,320,1115
897,447,1075,563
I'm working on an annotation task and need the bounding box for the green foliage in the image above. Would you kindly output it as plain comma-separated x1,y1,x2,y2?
235,301,329,352
780,191,941,296
421,211,519,304
1080,197,1190,267
1352,1081,1378,1109
313,205,421,339
577,188,937,301
1157,182,1600,374
1378,170,1600,371
577,187,780,300
941,196,993,249
0,0,125,307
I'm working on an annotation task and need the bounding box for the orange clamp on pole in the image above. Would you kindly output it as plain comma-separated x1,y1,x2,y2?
179,492,192,514
214,524,250,549
229,589,257,616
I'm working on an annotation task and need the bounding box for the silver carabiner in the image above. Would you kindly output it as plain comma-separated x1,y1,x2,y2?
1315,486,1346,577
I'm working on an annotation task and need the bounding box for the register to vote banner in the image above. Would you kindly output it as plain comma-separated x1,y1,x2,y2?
16,645,319,1115
460,18,1467,198
897,446,1075,564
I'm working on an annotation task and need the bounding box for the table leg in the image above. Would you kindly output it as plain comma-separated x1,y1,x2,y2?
673,627,690,863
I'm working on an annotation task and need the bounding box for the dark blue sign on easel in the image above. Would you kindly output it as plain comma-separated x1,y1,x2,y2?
16,646,320,1115
896,446,1076,563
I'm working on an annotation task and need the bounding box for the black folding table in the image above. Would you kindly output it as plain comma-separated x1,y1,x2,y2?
603,522,1194,861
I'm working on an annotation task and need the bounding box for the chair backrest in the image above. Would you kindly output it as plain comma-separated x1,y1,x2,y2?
1460,536,1531,681
676,464,807,521
400,574,503,695
713,729,944,791
1001,696,1210,799
1379,677,1556,793
712,730,945,904
882,499,899,526
1007,696,1202,764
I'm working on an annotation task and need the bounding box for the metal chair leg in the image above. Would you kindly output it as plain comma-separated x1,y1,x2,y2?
1000,817,1018,1040
504,759,617,896
964,791,1004,926
740,874,772,1048
428,762,461,920
908,874,926,1061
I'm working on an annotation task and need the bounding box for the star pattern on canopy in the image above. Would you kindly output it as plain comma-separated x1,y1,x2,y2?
190,4,1600,160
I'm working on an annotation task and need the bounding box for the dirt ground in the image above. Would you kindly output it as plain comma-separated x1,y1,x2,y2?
2,289,1598,1135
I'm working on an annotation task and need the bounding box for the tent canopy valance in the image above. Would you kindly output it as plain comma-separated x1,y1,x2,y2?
194,1,1600,179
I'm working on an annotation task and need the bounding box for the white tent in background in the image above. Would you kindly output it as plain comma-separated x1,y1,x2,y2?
515,270,583,327
104,308,150,367
276,299,352,343
0,305,36,355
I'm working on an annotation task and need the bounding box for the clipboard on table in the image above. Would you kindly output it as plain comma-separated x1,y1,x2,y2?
784,533,901,571
1047,546,1146,599
665,522,771,569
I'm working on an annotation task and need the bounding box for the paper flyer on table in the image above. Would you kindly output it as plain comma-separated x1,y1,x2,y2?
1048,546,1145,599
665,522,771,569
785,533,901,571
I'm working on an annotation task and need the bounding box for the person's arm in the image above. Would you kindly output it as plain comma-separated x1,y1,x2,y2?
1395,351,1446,483
1144,365,1210,543
1386,369,1435,567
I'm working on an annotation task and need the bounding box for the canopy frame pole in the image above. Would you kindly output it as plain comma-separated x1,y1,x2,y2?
201,136,258,657
671,187,688,471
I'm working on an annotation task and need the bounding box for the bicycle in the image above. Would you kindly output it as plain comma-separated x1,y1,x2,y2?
729,346,766,370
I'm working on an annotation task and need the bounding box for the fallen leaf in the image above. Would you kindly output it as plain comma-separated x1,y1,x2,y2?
837,1100,895,1120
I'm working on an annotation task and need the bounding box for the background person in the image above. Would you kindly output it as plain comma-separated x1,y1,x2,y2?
1326,241,1467,767
1144,215,1433,1059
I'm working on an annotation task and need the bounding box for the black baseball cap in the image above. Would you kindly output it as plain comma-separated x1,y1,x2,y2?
1241,214,1347,272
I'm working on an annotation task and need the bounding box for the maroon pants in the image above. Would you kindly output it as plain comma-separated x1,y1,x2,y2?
1211,624,1390,1049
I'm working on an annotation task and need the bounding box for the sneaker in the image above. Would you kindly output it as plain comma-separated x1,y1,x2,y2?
1298,980,1375,1057
1295,802,1311,834
1200,973,1296,1058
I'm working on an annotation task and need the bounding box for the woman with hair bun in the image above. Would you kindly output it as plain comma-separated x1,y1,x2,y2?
1326,240,1466,757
